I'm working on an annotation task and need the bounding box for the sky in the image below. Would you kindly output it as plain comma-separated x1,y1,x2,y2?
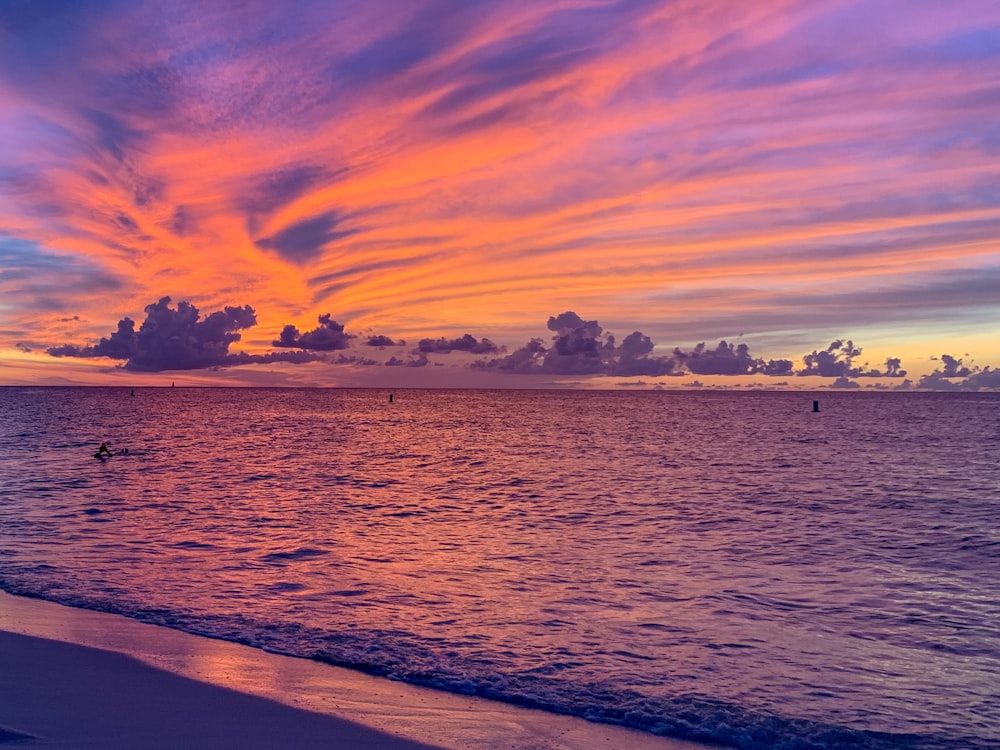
1,0,998,389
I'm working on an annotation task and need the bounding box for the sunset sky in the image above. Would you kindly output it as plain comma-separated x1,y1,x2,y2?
2,0,998,388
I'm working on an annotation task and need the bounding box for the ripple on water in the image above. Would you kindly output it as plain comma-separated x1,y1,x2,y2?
0,388,998,749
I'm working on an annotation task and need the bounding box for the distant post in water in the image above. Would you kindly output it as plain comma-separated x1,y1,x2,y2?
389,393,394,403
813,399,820,412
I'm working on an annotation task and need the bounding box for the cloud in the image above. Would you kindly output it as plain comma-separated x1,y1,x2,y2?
960,367,1000,390
365,334,404,347
47,296,322,371
256,211,357,264
613,331,675,376
417,333,500,354
883,357,907,377
799,340,863,377
829,376,861,389
672,341,759,376
386,353,428,367
476,312,801,378
331,353,380,366
0,235,124,313
239,164,339,219
474,337,546,373
48,316,138,359
916,354,1000,390
3,1,1000,388
543,311,615,374
272,313,353,351
935,353,972,378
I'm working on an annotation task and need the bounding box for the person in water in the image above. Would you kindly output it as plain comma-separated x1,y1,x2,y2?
95,442,113,459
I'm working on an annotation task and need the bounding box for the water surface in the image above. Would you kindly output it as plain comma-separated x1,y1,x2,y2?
1,388,997,748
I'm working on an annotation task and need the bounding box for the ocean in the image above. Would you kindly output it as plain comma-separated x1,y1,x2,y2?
0,387,997,749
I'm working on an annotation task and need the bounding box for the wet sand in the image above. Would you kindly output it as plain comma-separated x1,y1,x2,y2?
0,590,710,750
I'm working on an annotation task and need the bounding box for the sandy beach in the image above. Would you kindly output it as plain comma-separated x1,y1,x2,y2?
0,591,709,749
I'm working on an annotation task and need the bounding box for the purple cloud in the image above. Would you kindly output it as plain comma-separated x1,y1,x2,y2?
916,354,999,390
417,333,500,354
799,340,863,377
365,334,404,347
386,353,428,367
273,313,353,351
47,296,318,371
829,376,861,389
256,212,358,264
673,341,759,376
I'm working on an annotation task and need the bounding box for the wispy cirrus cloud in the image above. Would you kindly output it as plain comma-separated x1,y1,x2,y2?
1,0,999,384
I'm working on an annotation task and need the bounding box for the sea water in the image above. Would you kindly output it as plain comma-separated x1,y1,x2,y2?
0,387,997,749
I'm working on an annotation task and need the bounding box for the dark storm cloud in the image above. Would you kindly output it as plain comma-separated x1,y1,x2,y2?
256,211,358,264
47,296,322,371
272,313,353,351
417,333,500,354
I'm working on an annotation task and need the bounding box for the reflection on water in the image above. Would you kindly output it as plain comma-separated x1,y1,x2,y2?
1,387,998,749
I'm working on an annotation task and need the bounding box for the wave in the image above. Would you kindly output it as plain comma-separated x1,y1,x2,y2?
1,580,992,750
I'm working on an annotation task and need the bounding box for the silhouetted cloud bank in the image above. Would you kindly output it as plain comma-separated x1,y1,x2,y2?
43,302,998,388
48,297,324,371
365,334,404,348
418,333,501,355
473,311,799,378
273,313,353,350
918,355,1000,391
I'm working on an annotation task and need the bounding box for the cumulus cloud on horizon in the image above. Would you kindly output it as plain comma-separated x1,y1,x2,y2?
48,297,324,371
41,300,999,389
417,333,501,355
473,311,800,378
273,313,353,351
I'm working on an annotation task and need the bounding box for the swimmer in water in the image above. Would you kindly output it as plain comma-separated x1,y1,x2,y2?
95,442,113,459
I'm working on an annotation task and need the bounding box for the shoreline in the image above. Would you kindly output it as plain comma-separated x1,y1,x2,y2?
0,590,709,750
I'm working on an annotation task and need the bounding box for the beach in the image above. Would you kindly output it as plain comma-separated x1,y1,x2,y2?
0,590,707,749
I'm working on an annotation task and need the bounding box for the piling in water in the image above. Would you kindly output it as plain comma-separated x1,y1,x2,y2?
813,400,820,412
